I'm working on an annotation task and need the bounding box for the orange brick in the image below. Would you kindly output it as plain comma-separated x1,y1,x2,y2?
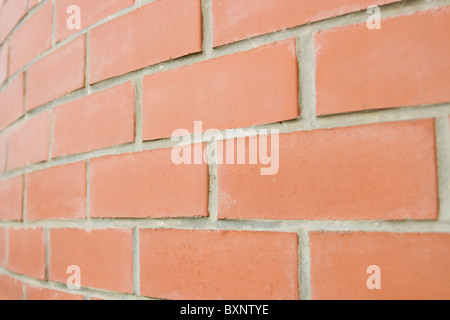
28,0,41,9
9,1,51,74
212,0,400,46
26,285,84,300
27,35,85,110
140,229,299,300
89,0,202,83
0,0,27,42
0,227,6,267
49,228,133,293
315,6,450,115
142,39,299,141
8,228,46,279
0,42,7,84
7,112,50,170
0,176,23,221
0,275,23,300
55,0,135,42
218,119,438,220
90,146,209,218
52,82,135,157
0,73,24,130
26,162,86,221
309,232,450,300
0,134,6,173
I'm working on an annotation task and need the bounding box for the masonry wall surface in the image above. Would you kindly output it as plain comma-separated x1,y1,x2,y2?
0,0,449,300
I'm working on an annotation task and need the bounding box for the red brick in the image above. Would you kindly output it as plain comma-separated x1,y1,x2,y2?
0,133,6,172
315,6,450,115
310,232,450,300
49,228,133,293
0,176,23,221
0,275,23,300
7,112,50,170
26,162,86,221
27,35,85,110
89,0,202,83
90,146,209,218
26,285,84,300
0,227,6,267
0,42,7,84
55,0,135,42
9,1,51,74
218,119,438,220
142,39,299,141
0,0,27,42
212,0,400,46
52,82,135,157
140,229,299,300
8,228,46,279
27,36,85,110
0,73,24,130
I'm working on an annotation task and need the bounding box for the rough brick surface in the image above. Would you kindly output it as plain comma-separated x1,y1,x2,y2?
0,0,449,301
0,227,6,267
0,176,23,221
52,82,135,157
49,228,133,293
142,39,299,141
8,228,46,279
315,6,450,114
90,146,209,218
26,285,84,300
7,112,50,170
218,119,438,220
310,232,450,300
26,162,86,221
9,1,51,74
0,275,23,300
27,35,85,110
89,0,202,83
0,73,24,130
0,0,27,42
212,0,401,46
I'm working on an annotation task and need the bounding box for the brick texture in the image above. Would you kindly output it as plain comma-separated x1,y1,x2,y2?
90,146,209,218
89,0,202,83
212,0,401,46
49,228,133,293
310,232,450,300
26,162,86,221
142,39,299,141
52,82,135,157
315,6,450,114
0,0,448,301
8,228,46,279
218,119,438,220
140,229,299,300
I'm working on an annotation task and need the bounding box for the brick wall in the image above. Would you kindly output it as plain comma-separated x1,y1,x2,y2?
0,0,449,300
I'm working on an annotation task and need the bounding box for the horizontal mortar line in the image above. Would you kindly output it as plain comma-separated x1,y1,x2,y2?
0,0,446,121
0,268,155,300
0,218,449,233
1,101,450,180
